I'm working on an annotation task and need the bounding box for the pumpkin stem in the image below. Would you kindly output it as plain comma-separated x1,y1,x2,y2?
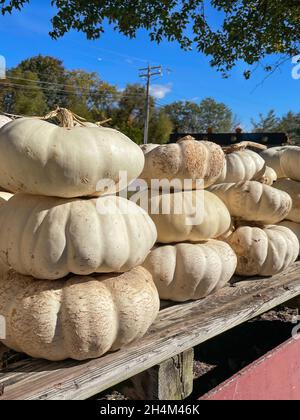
95,118,112,126
223,141,267,154
1,112,19,120
42,107,87,128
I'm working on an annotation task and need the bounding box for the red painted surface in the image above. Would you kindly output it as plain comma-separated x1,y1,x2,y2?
199,337,300,400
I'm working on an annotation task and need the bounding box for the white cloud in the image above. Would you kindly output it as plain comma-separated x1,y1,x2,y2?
150,84,172,99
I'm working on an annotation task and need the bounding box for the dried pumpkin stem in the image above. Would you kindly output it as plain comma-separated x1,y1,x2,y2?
42,107,87,128
95,118,112,126
223,141,267,154
1,112,20,120
2,108,88,128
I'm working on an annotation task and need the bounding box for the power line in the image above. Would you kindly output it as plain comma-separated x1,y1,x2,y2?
0,79,173,112
0,80,148,99
0,81,173,108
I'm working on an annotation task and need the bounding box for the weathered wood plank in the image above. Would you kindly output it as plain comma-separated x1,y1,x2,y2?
121,349,194,400
1,261,300,400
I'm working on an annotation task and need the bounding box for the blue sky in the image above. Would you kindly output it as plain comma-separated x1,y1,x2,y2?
0,0,298,129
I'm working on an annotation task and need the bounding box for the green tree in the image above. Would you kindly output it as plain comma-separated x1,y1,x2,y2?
112,84,150,144
278,112,300,144
112,84,173,144
149,110,173,144
197,98,233,132
164,101,201,133
2,1,300,76
164,97,233,133
0,68,47,115
251,110,300,144
116,120,144,146
251,110,280,132
65,70,117,121
16,55,69,109
114,84,154,126
0,55,118,121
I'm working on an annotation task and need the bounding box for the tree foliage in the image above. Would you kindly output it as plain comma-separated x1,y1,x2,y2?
0,68,48,115
164,97,234,133
17,55,68,108
252,110,300,144
251,110,280,133
0,55,174,143
1,1,300,75
5,55,300,147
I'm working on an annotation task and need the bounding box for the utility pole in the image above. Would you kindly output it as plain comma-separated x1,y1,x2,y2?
139,65,162,145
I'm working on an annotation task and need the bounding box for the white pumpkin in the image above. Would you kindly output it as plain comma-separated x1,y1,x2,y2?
209,181,292,224
217,149,265,184
0,118,145,198
260,146,297,178
0,267,160,361
0,191,13,207
136,189,231,243
257,166,277,186
273,179,300,223
0,115,12,129
0,194,157,280
278,221,300,254
281,147,300,182
143,240,237,302
140,137,225,189
225,225,299,276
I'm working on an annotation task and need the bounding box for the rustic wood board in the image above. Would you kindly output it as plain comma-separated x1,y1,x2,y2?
121,349,194,400
1,261,300,400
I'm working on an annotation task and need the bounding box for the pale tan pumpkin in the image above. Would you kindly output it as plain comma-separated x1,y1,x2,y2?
273,179,300,223
140,138,225,189
217,149,265,184
281,147,300,182
0,115,12,129
136,189,231,243
225,225,299,276
0,194,157,280
0,267,160,361
209,181,292,224
143,240,237,302
140,144,160,154
256,166,277,186
278,221,300,254
260,146,298,178
0,118,145,197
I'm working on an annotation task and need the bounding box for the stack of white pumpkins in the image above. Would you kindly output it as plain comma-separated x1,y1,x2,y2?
0,110,161,361
140,138,300,288
208,145,300,276
139,137,238,302
0,110,299,363
261,146,300,254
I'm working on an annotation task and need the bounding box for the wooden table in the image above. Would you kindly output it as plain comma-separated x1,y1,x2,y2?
1,261,300,400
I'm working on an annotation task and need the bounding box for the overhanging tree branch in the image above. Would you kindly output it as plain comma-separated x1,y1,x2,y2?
1,0,300,77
